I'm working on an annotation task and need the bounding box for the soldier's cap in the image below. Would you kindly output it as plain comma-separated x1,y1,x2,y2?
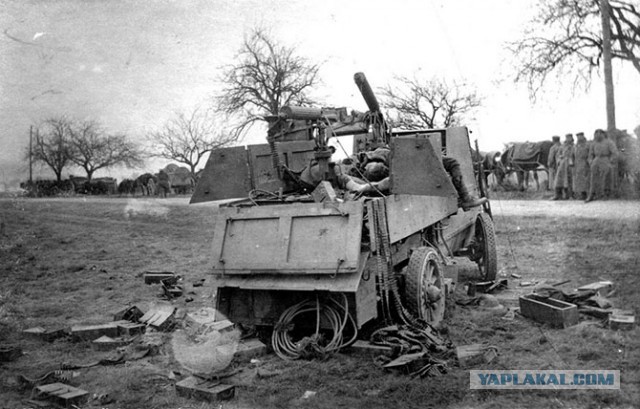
576,132,584,136
552,136,560,141
565,133,573,137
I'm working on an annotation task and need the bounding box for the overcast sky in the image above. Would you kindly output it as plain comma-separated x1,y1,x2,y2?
1,0,638,186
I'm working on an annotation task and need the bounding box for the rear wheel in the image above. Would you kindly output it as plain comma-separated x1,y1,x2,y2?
473,212,498,281
404,247,445,326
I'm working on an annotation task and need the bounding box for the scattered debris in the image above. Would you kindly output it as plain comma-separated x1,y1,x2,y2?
91,335,132,351
519,281,536,287
586,295,613,309
349,340,394,357
117,321,146,337
139,304,176,331
456,344,498,367
487,279,508,293
577,281,614,295
143,271,177,284
256,368,282,379
579,306,612,319
0,345,22,361
33,383,88,408
162,279,183,299
467,279,508,295
71,322,120,341
551,279,571,287
609,310,635,331
186,307,218,328
23,327,67,342
519,294,579,328
192,278,206,287
175,377,235,402
113,305,144,322
234,338,267,362
382,352,448,378
511,273,522,279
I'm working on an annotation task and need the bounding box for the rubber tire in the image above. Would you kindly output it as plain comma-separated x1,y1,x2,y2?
404,247,445,326
475,212,498,281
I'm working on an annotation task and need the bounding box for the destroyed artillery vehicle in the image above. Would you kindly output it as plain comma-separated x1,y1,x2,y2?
191,72,497,358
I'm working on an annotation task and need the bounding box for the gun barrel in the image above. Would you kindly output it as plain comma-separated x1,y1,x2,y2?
280,106,323,120
354,72,380,113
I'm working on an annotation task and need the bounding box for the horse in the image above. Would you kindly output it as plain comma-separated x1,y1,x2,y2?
135,173,158,196
499,141,554,191
472,150,503,190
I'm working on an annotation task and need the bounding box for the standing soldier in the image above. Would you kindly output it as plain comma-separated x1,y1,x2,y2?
553,134,575,200
572,132,590,200
604,131,619,198
586,129,618,202
547,135,561,191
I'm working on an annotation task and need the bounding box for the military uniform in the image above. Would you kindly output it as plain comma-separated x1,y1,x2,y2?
553,139,575,199
587,136,617,202
572,138,590,199
547,140,561,190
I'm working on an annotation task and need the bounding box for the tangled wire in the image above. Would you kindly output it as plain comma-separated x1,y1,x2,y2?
271,293,358,360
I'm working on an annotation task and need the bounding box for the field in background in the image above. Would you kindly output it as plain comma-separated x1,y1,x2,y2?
0,197,638,409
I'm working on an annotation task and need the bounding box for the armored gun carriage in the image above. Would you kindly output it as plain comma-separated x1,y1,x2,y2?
191,73,497,357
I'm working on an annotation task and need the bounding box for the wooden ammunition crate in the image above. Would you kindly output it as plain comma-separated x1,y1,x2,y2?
519,294,579,328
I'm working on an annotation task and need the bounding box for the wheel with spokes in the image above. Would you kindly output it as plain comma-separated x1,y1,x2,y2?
404,247,445,326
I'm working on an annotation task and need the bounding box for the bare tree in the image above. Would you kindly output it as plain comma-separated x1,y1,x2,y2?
509,0,640,98
379,76,482,129
69,120,144,181
30,117,74,181
217,28,321,134
149,107,238,176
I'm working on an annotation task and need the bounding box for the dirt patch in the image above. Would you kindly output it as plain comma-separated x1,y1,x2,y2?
0,197,638,408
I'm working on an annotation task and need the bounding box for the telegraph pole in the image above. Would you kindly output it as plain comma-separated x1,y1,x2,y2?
29,125,33,184
600,0,616,131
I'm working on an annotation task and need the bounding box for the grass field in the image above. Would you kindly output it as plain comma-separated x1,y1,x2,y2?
1,196,639,409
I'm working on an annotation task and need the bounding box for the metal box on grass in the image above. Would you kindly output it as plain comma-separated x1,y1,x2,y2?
519,294,579,328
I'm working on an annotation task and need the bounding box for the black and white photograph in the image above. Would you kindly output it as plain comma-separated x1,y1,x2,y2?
0,0,639,408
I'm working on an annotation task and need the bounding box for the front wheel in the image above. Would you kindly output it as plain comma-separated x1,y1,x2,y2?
404,247,446,326
473,212,498,281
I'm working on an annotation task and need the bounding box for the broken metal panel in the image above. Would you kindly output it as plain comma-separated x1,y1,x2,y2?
389,137,457,198
190,146,251,204
211,201,364,274
444,127,478,197
384,194,458,243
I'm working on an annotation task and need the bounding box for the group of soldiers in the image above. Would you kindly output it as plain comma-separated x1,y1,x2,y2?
547,129,618,202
